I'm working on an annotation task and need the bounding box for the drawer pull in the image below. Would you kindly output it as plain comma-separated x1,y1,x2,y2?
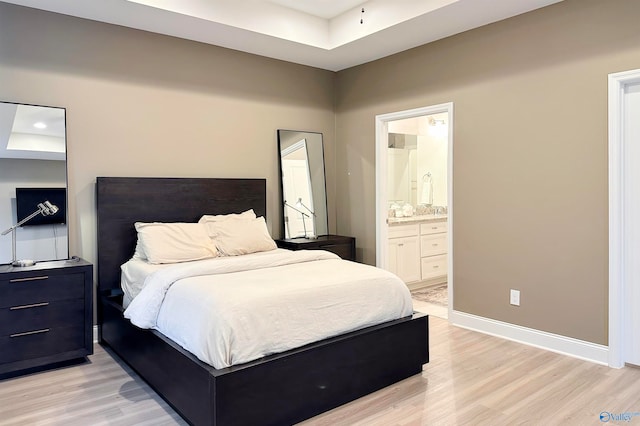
433,265,440,269
10,302,50,311
10,328,50,338
432,243,439,246
10,276,49,283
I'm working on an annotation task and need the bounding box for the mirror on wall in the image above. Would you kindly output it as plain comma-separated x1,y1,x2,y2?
277,129,328,239
0,101,68,265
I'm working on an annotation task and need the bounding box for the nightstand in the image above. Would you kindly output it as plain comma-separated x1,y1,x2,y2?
275,235,356,261
0,258,93,377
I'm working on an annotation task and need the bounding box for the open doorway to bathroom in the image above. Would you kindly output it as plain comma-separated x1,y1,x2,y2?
375,103,453,320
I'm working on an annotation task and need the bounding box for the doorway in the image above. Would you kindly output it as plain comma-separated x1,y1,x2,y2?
375,103,453,319
608,69,640,368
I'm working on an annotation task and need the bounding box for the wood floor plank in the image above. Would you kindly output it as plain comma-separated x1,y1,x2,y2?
1,316,638,425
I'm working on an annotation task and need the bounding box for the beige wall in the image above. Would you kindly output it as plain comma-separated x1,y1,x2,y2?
0,3,336,269
335,0,640,345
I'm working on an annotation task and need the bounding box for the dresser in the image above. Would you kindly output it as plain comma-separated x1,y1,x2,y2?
0,258,93,377
275,235,356,261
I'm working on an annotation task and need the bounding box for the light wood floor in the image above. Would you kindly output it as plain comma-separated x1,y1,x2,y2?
1,316,639,426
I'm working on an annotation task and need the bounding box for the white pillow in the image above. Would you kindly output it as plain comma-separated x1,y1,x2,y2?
199,209,257,238
198,209,256,224
208,216,277,256
134,222,218,264
132,239,147,260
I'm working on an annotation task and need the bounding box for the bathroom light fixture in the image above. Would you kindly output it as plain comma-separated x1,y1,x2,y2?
1,200,59,266
428,117,446,126
33,122,47,129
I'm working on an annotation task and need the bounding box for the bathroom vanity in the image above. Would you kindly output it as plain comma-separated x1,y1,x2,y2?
387,215,448,287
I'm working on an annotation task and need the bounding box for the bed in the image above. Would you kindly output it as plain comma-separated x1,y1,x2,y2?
96,177,429,426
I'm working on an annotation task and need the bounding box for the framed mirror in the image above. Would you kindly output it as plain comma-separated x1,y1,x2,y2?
277,129,328,239
0,101,68,265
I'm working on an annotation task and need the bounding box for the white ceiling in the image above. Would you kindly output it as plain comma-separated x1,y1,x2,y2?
268,0,366,19
1,0,563,71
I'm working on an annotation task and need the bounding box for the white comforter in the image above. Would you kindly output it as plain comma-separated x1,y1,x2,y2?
123,249,413,369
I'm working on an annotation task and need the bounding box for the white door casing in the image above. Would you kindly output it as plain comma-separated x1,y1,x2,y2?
608,68,640,368
375,102,454,317
623,83,640,366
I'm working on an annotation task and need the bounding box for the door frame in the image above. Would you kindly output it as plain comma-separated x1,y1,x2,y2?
375,102,454,316
608,68,640,368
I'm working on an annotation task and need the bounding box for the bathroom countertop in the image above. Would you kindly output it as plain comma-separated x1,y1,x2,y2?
387,214,448,225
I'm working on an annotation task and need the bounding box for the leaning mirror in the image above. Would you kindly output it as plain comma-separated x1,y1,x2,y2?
0,101,68,265
277,130,328,239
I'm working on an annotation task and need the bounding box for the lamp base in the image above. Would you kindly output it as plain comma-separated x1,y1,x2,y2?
12,259,35,267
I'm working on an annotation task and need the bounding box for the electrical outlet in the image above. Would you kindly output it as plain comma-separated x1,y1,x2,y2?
510,289,520,306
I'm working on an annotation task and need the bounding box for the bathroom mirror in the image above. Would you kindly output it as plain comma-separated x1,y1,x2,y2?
387,114,449,213
277,129,328,239
0,101,68,264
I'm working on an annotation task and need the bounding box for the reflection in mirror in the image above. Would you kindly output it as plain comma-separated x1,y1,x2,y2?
387,113,448,217
277,130,328,239
0,101,68,265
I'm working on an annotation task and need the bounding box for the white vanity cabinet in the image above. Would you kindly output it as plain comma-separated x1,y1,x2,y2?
419,222,447,281
387,224,421,283
387,217,447,285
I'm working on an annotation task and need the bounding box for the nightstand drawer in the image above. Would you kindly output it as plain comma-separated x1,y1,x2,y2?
275,235,356,261
0,325,85,364
318,243,353,260
0,273,85,308
0,299,84,336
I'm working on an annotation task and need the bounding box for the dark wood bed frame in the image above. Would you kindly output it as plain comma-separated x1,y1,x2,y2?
96,177,429,426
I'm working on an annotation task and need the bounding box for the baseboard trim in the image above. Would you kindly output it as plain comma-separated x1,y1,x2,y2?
450,310,609,365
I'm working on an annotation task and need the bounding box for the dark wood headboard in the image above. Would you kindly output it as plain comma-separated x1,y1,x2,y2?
96,177,267,294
